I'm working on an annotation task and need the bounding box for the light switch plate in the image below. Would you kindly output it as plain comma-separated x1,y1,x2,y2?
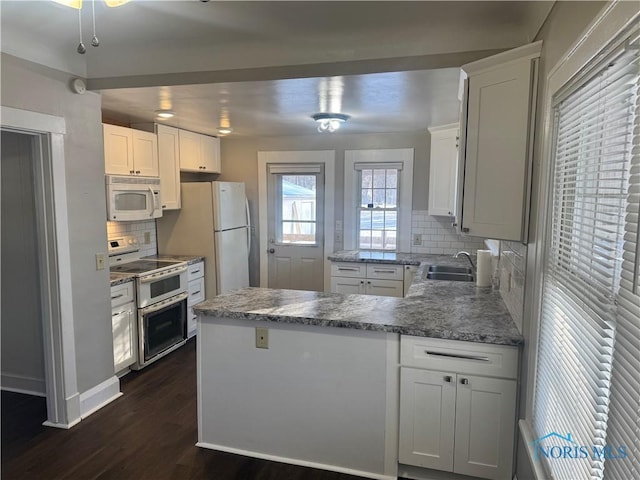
95,253,105,270
335,220,343,232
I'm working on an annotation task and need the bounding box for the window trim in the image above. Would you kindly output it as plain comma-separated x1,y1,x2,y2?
521,3,640,477
343,149,414,252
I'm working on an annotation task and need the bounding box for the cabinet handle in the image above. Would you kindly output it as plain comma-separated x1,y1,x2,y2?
360,280,364,284
425,351,489,362
367,281,371,284
444,376,453,383
374,269,396,274
135,170,140,174
129,170,134,174
162,204,167,209
111,293,124,300
451,222,458,227
191,290,201,295
460,378,469,385
191,269,200,274
461,227,470,233
337,267,358,272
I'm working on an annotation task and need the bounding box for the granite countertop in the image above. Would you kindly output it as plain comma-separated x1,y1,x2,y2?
142,254,205,265
194,254,523,346
110,273,135,287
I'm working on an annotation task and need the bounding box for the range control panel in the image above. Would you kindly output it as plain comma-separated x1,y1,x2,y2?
107,235,139,257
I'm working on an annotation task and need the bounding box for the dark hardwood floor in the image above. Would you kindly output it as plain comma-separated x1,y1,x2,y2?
1,339,366,480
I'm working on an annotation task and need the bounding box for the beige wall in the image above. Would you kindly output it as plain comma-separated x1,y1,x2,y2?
516,3,607,480
220,131,430,285
1,53,114,394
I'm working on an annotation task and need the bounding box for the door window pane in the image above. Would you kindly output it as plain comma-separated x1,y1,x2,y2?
356,168,399,251
278,175,318,244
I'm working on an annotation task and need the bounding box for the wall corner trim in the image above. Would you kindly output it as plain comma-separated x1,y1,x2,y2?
518,419,549,480
79,375,122,419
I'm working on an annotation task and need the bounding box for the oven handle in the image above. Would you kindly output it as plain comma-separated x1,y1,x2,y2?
139,266,188,284
140,292,189,315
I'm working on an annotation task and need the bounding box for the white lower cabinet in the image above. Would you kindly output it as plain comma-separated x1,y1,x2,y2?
399,337,518,480
330,261,407,297
187,261,205,338
111,282,136,373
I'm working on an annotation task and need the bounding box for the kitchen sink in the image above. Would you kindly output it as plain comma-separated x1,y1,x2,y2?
425,265,475,282
427,265,473,274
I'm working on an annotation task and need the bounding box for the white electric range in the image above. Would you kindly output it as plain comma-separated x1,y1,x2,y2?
109,235,189,369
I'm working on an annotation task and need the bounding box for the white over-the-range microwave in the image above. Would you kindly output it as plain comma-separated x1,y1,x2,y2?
106,175,162,221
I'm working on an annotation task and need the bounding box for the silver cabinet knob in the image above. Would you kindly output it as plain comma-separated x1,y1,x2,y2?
461,227,470,233
460,378,469,385
268,248,275,254
444,376,453,383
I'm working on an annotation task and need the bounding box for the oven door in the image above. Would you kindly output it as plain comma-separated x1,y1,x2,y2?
136,293,188,369
137,266,188,307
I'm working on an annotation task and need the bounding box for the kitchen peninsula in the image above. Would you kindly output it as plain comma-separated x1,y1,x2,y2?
194,256,523,480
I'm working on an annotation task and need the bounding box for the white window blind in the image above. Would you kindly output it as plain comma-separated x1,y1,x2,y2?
533,34,639,480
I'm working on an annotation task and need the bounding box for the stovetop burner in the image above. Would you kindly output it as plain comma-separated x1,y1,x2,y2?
109,259,183,275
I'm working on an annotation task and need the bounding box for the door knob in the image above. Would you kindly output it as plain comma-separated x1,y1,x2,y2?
268,248,275,254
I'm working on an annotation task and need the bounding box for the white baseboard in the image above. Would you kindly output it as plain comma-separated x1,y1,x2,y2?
79,375,122,419
196,442,396,480
1,372,46,397
42,417,82,429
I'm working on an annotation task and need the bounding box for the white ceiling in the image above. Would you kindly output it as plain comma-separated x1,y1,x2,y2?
1,1,556,137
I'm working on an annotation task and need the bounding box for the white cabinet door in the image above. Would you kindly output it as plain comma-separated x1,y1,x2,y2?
399,367,456,471
201,134,221,173
460,58,535,240
187,276,205,338
453,375,517,480
157,125,181,210
428,124,458,216
365,279,404,297
132,130,159,177
112,301,136,373
330,276,364,294
104,124,134,175
179,129,202,172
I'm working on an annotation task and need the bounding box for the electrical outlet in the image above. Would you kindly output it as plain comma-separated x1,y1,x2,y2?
413,234,422,246
256,327,269,349
335,231,343,243
95,253,105,270
335,220,343,232
144,231,151,244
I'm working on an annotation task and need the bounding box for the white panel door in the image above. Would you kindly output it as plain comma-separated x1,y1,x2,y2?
215,227,249,294
267,166,324,291
213,182,247,231
132,130,159,177
428,125,458,216
399,367,456,471
103,124,134,175
453,374,517,480
112,302,136,373
461,59,532,240
157,125,181,210
178,129,202,171
201,134,221,173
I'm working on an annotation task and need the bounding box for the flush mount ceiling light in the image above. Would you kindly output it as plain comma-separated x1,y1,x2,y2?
217,127,233,135
155,109,175,120
53,0,130,54
312,113,350,133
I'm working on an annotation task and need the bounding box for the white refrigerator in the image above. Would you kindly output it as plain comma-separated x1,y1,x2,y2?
157,181,250,296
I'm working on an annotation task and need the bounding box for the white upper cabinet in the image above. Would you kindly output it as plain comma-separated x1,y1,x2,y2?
104,124,159,177
178,129,221,173
156,124,181,210
428,124,459,217
456,41,541,242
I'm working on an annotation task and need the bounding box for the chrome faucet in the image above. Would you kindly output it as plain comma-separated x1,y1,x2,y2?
454,251,475,271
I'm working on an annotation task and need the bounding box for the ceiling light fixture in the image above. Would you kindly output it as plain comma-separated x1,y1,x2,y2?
155,110,175,119
53,0,129,54
217,127,233,136
312,113,349,133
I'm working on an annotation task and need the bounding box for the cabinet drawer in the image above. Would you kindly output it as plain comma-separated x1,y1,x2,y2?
366,263,404,281
401,336,518,379
187,261,205,281
330,262,366,278
365,279,404,297
110,281,134,308
188,277,205,306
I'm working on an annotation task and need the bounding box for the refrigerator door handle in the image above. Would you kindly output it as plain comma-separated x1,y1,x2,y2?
245,198,251,255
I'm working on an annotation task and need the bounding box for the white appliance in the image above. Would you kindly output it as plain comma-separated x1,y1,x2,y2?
106,175,162,221
157,181,250,296
109,235,188,370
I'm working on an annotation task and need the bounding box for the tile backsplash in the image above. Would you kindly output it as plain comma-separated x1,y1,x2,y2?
107,220,157,257
410,211,486,255
497,240,526,332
